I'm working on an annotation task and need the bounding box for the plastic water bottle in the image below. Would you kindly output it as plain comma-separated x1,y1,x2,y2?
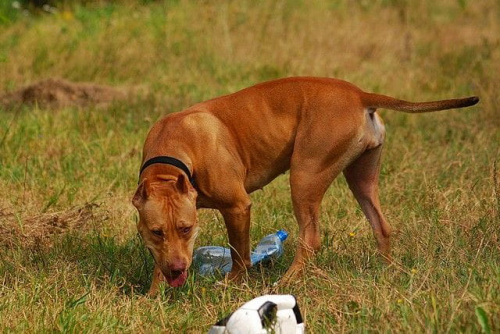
250,229,288,265
193,230,288,276
193,246,233,276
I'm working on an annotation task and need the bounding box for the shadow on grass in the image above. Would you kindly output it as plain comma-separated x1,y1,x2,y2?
0,231,155,295
65,232,159,295
0,226,312,300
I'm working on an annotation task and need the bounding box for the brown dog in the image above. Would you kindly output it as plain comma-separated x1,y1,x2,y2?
132,77,478,294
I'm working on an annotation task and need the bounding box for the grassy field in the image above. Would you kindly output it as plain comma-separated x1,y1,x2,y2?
0,0,499,332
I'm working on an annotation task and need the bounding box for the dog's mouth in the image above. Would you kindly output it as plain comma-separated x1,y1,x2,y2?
164,270,188,287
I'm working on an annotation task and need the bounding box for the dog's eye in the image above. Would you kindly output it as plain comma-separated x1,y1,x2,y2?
151,229,163,237
180,226,191,234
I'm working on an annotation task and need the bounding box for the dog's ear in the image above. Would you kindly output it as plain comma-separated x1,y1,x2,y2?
175,174,190,194
132,179,148,208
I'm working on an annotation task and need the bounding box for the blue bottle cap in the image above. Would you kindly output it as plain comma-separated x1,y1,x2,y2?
276,230,288,241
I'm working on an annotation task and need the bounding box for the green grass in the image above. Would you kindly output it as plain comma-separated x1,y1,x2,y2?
0,0,499,332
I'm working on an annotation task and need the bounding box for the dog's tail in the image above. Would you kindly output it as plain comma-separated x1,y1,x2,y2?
361,92,479,113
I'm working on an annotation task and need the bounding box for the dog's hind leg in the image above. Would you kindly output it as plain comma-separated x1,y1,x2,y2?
343,145,392,262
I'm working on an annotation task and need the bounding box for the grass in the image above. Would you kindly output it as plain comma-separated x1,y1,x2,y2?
0,0,499,332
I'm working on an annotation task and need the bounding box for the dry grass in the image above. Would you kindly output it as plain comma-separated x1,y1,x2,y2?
0,78,129,109
0,202,107,248
0,0,499,332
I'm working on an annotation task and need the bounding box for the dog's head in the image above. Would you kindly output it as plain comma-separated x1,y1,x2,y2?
132,174,198,287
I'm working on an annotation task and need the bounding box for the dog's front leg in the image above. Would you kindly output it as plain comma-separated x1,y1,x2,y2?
220,200,252,280
147,264,165,296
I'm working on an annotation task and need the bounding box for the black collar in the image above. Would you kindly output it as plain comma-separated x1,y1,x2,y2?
139,156,195,186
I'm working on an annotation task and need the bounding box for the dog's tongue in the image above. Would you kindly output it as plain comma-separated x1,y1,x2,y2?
165,270,188,287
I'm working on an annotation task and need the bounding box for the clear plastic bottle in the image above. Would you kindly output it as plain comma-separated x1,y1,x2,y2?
193,230,288,276
250,229,288,265
193,246,232,276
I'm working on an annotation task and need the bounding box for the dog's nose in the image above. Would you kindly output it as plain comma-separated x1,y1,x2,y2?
168,259,187,272
170,270,184,278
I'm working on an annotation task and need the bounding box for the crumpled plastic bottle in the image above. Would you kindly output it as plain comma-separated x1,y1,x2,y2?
193,230,288,276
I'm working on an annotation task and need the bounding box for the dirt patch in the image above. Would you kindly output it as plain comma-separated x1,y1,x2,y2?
0,203,108,249
0,78,129,109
